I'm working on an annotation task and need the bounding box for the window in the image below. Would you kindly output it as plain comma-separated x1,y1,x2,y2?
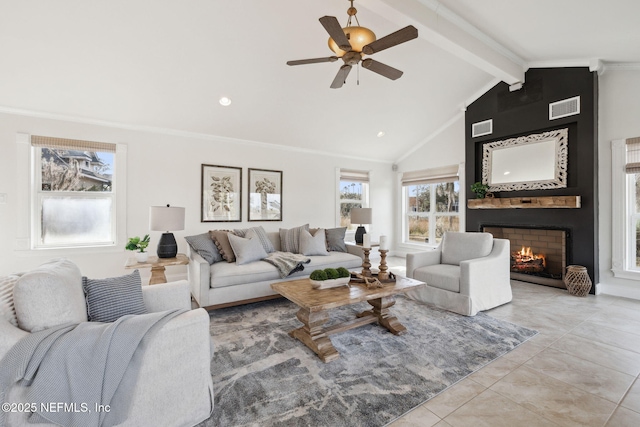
612,137,640,279
31,135,116,249
402,165,460,245
628,172,640,270
337,169,369,231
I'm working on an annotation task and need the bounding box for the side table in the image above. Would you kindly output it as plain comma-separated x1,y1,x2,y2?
125,253,189,285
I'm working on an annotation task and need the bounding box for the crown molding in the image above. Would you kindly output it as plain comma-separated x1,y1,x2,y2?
0,105,392,164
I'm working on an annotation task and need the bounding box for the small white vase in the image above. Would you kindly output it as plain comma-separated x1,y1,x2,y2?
135,251,149,263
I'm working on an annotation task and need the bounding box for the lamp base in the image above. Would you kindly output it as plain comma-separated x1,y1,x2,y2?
355,226,366,245
157,233,177,258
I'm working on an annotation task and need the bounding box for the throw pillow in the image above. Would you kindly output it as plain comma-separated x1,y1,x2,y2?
0,275,20,327
233,226,276,253
209,230,236,263
82,270,148,323
279,224,309,254
13,258,88,332
300,229,329,256
326,227,347,252
185,233,223,264
228,233,269,265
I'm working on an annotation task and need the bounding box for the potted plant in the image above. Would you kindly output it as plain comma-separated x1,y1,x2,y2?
471,182,489,199
126,234,151,262
309,267,352,289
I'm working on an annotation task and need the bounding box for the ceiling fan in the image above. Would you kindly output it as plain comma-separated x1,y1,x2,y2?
287,0,419,89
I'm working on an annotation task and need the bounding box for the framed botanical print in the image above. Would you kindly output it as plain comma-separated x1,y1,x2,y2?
201,164,242,222
248,168,282,221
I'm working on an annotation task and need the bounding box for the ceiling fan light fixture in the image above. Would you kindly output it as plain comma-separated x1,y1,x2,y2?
328,26,376,56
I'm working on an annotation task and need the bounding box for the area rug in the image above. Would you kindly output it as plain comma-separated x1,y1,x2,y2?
198,296,536,427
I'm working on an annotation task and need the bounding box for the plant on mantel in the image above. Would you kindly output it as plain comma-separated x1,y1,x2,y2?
471,182,489,199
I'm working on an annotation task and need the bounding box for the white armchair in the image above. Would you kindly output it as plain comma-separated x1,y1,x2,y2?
0,260,213,427
406,232,512,316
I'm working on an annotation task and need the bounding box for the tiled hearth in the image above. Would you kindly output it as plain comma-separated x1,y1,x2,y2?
484,226,567,288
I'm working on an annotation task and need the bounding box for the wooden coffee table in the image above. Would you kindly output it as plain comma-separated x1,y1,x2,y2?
270,276,425,362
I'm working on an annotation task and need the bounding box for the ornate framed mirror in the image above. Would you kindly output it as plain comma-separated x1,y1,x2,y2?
482,128,568,191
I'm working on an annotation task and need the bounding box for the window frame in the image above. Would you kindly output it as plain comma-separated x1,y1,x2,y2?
403,181,460,245
611,138,640,280
398,163,465,250
335,168,370,238
15,133,127,254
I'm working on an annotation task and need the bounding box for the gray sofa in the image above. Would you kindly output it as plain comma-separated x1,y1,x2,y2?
188,230,364,309
0,259,213,427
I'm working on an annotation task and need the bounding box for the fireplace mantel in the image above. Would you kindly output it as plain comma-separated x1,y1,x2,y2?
468,195,580,209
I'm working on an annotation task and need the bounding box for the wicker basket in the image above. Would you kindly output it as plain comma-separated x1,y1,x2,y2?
564,265,592,297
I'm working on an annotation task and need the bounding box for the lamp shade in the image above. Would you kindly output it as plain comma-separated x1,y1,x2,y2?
350,207,372,225
149,205,185,232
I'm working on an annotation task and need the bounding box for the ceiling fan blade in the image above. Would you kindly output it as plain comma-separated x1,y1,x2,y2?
330,65,352,89
362,25,418,55
362,58,403,80
319,16,352,51
287,56,339,66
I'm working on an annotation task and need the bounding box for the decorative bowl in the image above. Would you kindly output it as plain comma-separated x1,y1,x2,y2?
309,277,350,289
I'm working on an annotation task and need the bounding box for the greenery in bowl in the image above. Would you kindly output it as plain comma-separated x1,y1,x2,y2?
310,270,328,281
336,267,351,278
310,267,352,281
471,182,489,199
125,234,150,253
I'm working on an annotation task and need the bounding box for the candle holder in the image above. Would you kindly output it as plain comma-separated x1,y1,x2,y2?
378,249,389,281
361,247,373,277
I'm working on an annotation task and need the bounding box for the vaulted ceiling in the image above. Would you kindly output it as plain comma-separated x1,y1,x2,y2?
1,0,638,163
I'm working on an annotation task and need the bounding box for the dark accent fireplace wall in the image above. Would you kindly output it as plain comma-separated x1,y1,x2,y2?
465,68,599,289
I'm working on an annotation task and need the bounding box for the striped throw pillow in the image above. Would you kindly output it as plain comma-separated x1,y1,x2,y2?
234,226,276,253
0,275,20,327
279,224,309,254
185,233,223,264
82,270,147,323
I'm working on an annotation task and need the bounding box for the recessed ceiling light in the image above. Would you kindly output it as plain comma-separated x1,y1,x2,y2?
377,131,385,138
219,97,232,106
503,171,511,175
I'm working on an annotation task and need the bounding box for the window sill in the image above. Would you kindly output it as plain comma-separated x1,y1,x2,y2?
399,241,439,251
612,268,640,281
14,243,123,257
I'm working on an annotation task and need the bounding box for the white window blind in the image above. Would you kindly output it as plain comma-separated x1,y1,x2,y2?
402,164,459,186
31,135,116,153
340,169,369,183
626,137,640,174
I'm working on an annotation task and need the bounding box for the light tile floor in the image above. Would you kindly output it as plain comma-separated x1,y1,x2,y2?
384,257,640,427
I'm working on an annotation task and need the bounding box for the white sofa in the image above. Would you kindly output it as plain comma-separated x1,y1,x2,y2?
0,259,213,427
188,231,364,309
406,232,512,316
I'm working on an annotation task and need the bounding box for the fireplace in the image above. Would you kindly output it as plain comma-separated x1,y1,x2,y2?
483,226,567,288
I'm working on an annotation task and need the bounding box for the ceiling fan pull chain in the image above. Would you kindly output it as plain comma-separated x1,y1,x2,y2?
357,63,360,86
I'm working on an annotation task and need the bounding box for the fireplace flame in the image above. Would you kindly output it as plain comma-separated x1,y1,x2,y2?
511,246,546,271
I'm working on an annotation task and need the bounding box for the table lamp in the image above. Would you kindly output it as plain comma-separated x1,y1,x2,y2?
150,205,185,258
350,207,372,245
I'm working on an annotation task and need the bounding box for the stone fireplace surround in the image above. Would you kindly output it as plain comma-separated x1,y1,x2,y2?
483,225,568,288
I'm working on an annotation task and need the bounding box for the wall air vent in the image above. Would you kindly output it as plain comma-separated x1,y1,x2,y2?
472,119,493,138
549,96,580,120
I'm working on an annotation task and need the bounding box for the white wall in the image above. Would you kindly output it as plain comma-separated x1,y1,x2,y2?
598,68,640,298
0,112,394,280
394,115,466,255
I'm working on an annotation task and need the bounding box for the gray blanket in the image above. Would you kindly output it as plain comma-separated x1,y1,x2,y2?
0,309,186,427
263,251,311,278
